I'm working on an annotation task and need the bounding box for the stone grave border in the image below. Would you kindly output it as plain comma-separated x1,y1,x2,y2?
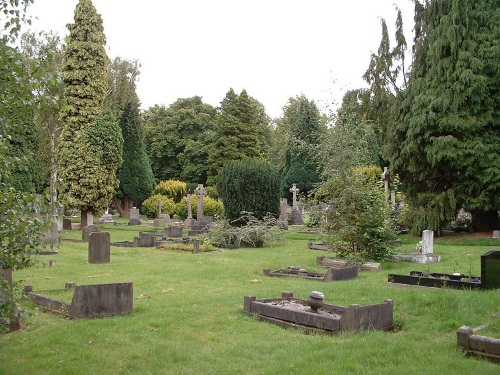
388,250,500,290
24,282,133,319
244,291,393,335
263,265,358,282
457,318,500,364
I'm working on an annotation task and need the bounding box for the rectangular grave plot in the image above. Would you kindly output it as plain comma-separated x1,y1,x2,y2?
387,274,482,290
457,326,500,364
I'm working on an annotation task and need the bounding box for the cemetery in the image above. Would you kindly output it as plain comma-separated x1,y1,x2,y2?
2,1,500,374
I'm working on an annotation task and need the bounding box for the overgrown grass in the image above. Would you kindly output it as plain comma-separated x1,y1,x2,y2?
1,222,499,374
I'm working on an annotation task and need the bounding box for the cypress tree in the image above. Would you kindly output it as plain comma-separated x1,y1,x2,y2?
57,0,122,227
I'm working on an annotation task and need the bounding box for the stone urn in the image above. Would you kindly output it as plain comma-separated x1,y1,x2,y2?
307,291,324,312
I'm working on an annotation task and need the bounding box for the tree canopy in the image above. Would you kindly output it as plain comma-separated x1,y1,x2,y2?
383,0,500,233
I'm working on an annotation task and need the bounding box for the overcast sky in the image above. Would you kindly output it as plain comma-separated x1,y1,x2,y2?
26,0,415,118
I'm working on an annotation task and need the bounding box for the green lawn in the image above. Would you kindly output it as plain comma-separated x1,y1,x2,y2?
1,223,499,374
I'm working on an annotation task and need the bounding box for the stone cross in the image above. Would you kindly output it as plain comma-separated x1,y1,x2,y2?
186,194,193,219
289,183,300,210
157,199,162,219
194,184,207,222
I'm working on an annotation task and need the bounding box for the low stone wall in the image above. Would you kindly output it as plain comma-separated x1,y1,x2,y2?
457,325,500,364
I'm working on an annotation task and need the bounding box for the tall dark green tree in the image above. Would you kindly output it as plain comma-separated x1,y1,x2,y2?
113,103,155,216
57,0,122,227
280,95,324,199
206,88,264,186
218,158,280,224
143,97,217,184
105,57,155,217
385,0,500,233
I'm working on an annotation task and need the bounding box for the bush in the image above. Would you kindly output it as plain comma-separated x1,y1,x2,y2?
321,169,396,261
218,158,280,225
142,194,176,218
174,196,223,220
153,180,187,203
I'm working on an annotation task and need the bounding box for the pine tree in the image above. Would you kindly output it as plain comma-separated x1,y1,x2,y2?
385,0,500,232
57,0,122,227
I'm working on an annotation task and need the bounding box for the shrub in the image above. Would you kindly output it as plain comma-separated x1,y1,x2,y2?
321,169,396,261
218,158,280,225
153,180,187,203
174,196,223,220
142,194,176,218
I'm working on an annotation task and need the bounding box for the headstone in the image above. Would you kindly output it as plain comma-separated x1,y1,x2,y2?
128,207,141,225
100,208,114,223
421,230,434,254
63,217,72,230
278,198,288,230
88,232,110,264
480,250,500,289
193,239,200,253
289,184,303,225
87,213,94,226
82,225,101,242
390,191,396,205
184,194,196,227
194,184,207,223
492,230,500,239
165,225,183,238
136,232,157,247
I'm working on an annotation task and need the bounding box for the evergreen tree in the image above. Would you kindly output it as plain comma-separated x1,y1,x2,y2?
206,88,263,186
105,57,155,216
280,95,324,199
385,0,500,233
113,103,155,216
57,0,122,227
218,158,280,224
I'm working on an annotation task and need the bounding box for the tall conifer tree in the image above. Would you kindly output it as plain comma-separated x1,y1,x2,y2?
385,0,500,232
57,0,122,227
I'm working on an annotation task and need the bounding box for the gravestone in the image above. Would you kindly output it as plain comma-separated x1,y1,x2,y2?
492,230,500,239
100,208,113,223
88,232,110,264
289,184,303,225
481,250,500,289
128,207,141,225
87,213,94,226
278,198,288,230
165,225,183,238
194,184,207,223
82,225,101,242
421,230,434,254
136,232,157,247
184,194,196,227
382,167,389,196
63,217,72,230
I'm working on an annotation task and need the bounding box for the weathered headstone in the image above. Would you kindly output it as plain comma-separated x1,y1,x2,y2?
194,184,207,223
82,225,101,242
278,198,288,230
100,208,114,223
63,217,72,230
88,232,110,264
136,232,157,247
87,213,94,226
421,230,434,254
128,207,141,225
382,167,389,196
165,225,183,238
184,194,196,227
492,230,500,239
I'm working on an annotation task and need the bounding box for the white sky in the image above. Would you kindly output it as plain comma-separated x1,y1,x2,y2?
26,0,415,118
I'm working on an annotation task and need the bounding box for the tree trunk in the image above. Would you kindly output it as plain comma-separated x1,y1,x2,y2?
470,209,500,232
112,195,133,218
